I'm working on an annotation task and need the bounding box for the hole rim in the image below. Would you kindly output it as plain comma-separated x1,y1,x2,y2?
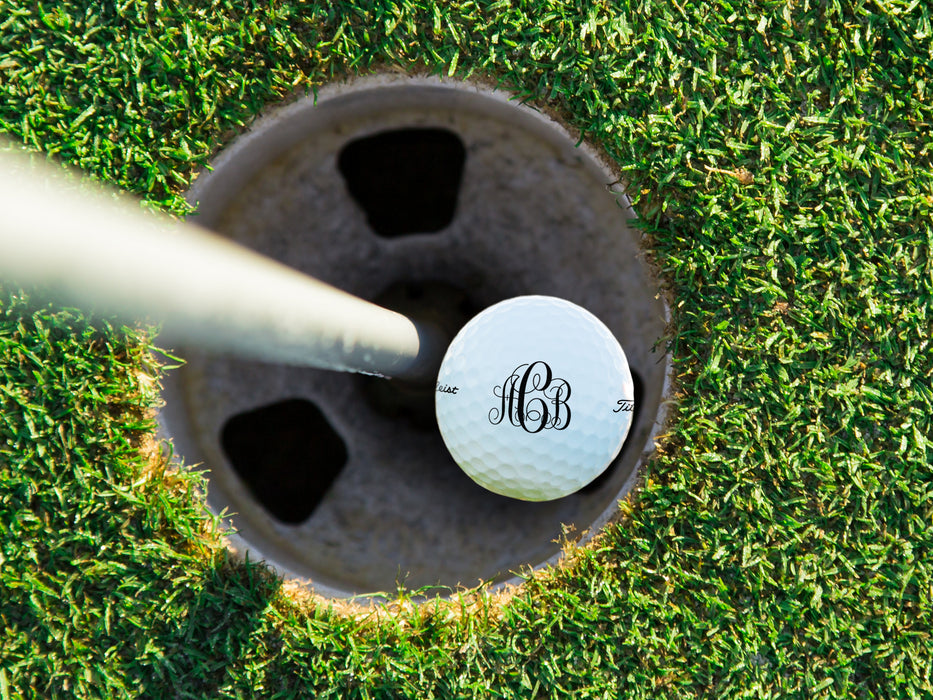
160,73,674,603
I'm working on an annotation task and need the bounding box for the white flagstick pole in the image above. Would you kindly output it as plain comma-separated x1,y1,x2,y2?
0,147,446,383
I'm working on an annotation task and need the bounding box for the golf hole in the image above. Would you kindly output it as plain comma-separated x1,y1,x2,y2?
337,128,466,237
161,75,672,600
221,399,348,524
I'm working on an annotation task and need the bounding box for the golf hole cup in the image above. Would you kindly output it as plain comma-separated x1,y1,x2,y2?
435,296,635,501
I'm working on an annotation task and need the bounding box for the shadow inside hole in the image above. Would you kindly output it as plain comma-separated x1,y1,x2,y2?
358,279,480,431
578,369,645,495
220,398,348,524
337,128,466,237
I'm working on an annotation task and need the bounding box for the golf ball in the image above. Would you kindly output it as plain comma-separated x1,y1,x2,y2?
435,295,635,501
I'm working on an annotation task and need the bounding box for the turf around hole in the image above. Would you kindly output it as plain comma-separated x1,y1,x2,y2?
1,1,932,697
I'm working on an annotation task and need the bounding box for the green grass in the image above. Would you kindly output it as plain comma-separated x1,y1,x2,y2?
2,0,932,697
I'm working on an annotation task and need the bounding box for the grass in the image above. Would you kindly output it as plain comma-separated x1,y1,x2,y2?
1,0,932,697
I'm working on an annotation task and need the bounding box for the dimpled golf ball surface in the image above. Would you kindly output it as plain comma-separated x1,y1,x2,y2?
435,296,635,501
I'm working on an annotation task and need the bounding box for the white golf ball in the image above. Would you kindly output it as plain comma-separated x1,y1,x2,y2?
435,295,635,501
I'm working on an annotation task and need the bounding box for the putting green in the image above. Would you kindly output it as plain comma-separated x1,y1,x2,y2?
1,1,931,697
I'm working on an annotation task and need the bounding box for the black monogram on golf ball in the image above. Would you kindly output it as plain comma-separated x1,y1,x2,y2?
614,399,634,412
489,361,571,433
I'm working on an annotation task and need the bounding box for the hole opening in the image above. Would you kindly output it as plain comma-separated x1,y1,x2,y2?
337,128,466,237
221,398,348,524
